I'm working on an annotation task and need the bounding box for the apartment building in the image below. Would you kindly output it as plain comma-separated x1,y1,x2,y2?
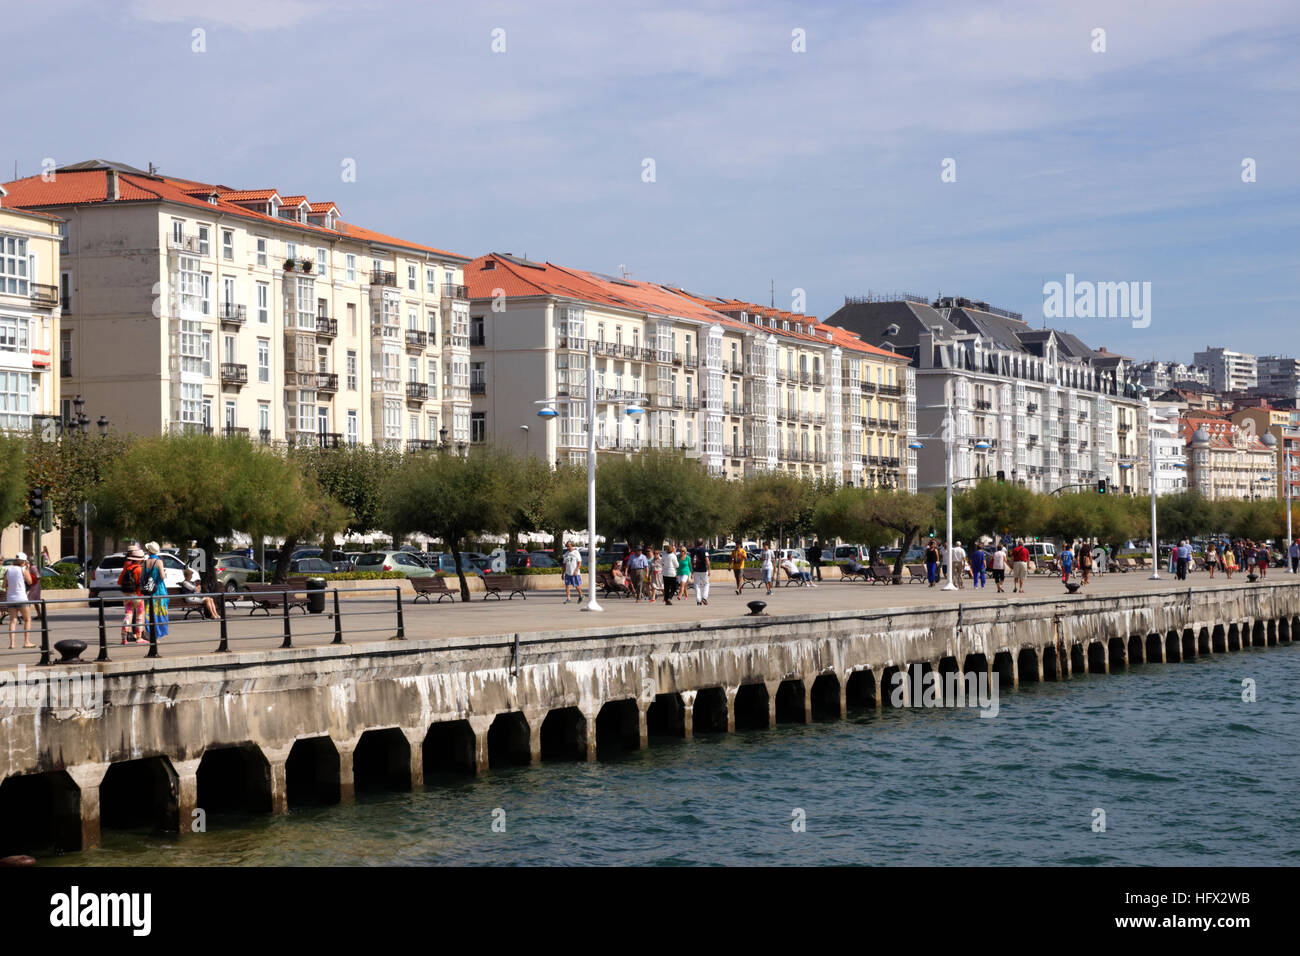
825,294,1150,495
1193,347,1257,394
1255,355,1300,403
1232,404,1297,499
1183,416,1276,500
1,160,470,449
0,184,62,557
1129,359,1210,392
463,254,909,483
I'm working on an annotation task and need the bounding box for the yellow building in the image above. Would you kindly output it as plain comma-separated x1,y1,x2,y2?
0,184,62,558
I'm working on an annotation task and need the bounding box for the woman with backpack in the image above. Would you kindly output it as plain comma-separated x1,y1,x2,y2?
143,542,170,642
118,547,148,643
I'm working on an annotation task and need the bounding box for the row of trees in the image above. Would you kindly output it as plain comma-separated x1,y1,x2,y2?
4,432,1295,599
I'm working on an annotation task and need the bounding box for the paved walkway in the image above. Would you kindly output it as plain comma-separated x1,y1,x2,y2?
2,568,1293,667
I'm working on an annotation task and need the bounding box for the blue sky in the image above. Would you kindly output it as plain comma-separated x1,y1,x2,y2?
9,0,1298,363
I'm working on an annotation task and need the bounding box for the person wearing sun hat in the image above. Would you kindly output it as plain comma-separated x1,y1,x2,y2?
143,542,170,643
118,546,148,643
4,552,35,650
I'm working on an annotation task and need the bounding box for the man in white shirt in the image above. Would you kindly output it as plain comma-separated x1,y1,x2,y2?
562,540,583,604
660,546,678,606
760,542,775,595
951,541,967,589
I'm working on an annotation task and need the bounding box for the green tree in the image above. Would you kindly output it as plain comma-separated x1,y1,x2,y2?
952,480,1048,544
25,428,134,562
0,434,30,530
736,472,818,547
595,448,732,547
382,446,519,601
91,434,341,590
811,486,893,555
868,491,939,576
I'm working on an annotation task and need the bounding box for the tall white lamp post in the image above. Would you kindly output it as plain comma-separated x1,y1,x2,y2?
910,401,989,591
536,340,643,611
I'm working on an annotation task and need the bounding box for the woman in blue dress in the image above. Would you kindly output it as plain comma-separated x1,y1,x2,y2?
143,541,169,641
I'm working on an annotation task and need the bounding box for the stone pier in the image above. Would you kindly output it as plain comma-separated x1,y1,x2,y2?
2,581,1297,854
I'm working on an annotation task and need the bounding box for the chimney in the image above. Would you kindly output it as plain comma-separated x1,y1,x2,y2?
106,168,119,201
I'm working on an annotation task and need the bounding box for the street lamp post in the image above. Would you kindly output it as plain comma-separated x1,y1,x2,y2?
911,399,989,591
535,340,643,612
1145,396,1161,580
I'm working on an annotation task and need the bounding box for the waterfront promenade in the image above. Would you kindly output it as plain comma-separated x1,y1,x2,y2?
0,569,1276,665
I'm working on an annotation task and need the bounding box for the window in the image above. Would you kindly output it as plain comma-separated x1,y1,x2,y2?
223,333,236,364
286,241,297,262
222,275,236,310
407,263,416,290
201,398,212,431
316,247,327,279
58,222,69,255
201,331,213,377
60,272,71,312
0,315,29,351
347,410,358,445
427,309,438,342
197,226,210,255
258,338,270,382
224,401,236,428
256,282,269,324
0,370,31,428
347,302,357,335
256,237,267,266
60,329,72,377
297,390,316,432
294,277,315,329
346,254,356,282
409,414,419,440
384,399,401,440
471,412,486,443
200,273,211,315
426,359,437,392
346,350,357,390
179,318,202,374
470,315,484,346
1,235,30,295
426,267,436,294
180,382,202,424
258,402,270,435
408,356,419,382
222,230,234,260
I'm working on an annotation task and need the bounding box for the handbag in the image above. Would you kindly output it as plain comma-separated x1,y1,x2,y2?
141,561,158,596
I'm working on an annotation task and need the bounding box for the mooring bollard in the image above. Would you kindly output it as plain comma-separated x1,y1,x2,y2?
332,589,343,644
217,593,229,653
395,586,405,640
96,597,109,663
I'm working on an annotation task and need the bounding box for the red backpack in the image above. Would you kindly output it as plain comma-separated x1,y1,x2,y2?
118,560,143,594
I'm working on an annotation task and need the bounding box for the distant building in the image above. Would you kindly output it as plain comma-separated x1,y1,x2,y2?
1129,359,1210,392
1193,347,1257,393
1254,355,1300,402
1183,416,1275,500
824,294,1149,495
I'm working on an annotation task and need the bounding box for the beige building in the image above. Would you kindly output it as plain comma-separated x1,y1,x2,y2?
0,184,62,558
1184,415,1275,500
2,161,471,450
464,254,911,483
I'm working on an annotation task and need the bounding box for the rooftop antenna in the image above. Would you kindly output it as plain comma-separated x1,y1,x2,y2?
148,162,158,175
770,278,775,308
619,263,629,278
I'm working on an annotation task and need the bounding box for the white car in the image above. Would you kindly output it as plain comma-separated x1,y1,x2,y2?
88,552,190,600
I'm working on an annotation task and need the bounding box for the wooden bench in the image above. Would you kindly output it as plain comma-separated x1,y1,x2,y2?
598,570,633,598
245,577,310,615
868,563,901,585
905,564,928,583
840,563,871,583
740,568,767,589
411,576,457,603
482,572,528,600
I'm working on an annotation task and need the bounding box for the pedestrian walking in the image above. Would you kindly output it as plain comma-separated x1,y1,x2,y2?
562,540,583,604
1206,543,1218,579
660,545,677,606
730,542,748,594
4,552,35,650
760,541,775,595
1223,545,1237,579
1256,542,1268,579
40,545,51,568
1291,539,1299,574
627,546,649,602
1059,545,1074,584
676,545,692,601
649,548,664,603
990,543,1007,593
808,539,823,582
118,547,148,644
1011,540,1030,593
952,540,966,589
924,539,939,587
969,544,987,589
689,538,711,606
1079,542,1093,586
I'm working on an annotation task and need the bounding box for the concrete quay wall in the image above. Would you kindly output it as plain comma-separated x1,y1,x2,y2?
1,581,1296,855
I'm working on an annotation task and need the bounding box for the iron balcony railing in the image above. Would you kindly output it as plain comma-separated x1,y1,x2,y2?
30,283,59,307
219,362,248,386
405,329,428,349
406,382,429,401
369,270,398,287
315,316,337,337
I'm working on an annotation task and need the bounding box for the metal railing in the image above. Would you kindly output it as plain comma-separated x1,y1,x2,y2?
370,270,398,286
315,316,337,337
30,283,59,307
219,303,246,324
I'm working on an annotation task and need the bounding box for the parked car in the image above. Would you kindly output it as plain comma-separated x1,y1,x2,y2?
263,556,334,576
290,548,353,572
1026,542,1057,560
435,552,489,574
877,546,924,564
88,552,189,600
213,553,264,591
351,550,436,578
829,544,870,564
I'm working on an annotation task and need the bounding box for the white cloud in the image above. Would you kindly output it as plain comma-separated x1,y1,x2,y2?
128,0,330,31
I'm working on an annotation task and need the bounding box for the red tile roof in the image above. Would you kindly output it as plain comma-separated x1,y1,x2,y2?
464,253,907,360
0,168,466,260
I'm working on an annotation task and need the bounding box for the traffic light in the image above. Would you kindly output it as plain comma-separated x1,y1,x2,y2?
996,470,1005,484
1097,479,1107,494
29,485,43,523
